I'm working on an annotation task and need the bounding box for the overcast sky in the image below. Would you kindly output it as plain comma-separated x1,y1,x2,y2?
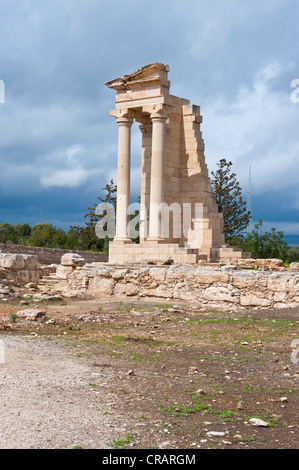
0,0,298,235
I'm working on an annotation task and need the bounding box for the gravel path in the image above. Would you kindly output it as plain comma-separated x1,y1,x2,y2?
0,335,128,449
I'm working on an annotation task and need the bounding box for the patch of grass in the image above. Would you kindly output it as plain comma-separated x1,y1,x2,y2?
153,303,173,309
158,402,213,417
132,352,145,362
107,435,135,449
111,335,162,347
10,313,17,323
158,391,240,422
81,339,101,344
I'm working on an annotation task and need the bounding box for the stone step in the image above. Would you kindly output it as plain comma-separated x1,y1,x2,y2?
38,275,60,289
39,278,59,284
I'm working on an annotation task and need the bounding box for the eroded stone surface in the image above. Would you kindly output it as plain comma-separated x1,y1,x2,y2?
61,253,86,267
44,259,299,310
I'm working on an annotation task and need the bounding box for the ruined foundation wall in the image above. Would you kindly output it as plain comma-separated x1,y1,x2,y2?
55,261,299,310
0,253,40,285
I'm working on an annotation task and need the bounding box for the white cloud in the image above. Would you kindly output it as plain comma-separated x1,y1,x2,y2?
40,166,89,188
66,144,84,163
40,145,90,188
201,61,299,198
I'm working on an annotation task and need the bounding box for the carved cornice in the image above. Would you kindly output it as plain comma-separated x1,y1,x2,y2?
105,63,170,91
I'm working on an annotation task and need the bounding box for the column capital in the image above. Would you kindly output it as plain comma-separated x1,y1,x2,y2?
110,108,134,125
116,116,134,126
150,112,168,121
143,102,175,119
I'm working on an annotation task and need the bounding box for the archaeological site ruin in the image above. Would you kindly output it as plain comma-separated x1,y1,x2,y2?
1,63,299,312
105,63,250,265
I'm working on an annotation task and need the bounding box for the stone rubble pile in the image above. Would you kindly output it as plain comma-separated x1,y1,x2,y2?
0,277,22,300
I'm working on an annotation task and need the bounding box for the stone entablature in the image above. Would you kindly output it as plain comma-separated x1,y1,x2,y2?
105,63,250,264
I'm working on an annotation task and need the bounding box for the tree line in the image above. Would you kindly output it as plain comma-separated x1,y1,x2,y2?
1,161,298,263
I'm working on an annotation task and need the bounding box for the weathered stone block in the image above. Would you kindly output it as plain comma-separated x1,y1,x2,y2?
22,254,39,269
0,254,25,269
111,268,130,280
62,290,86,298
267,273,291,292
232,271,267,289
166,264,197,280
148,267,167,282
256,258,285,269
88,277,115,295
290,262,299,271
204,286,236,302
17,269,39,284
114,282,139,296
56,265,74,279
240,294,271,307
195,268,230,284
61,253,86,267
17,309,46,320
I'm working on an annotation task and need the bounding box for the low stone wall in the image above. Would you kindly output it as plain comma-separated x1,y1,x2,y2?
55,261,299,310
0,243,107,265
0,253,40,285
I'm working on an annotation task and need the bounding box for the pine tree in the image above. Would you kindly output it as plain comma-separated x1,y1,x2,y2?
97,179,117,208
71,179,117,252
96,179,117,255
211,159,251,245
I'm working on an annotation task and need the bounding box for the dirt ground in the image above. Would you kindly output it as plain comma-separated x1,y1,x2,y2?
0,292,298,450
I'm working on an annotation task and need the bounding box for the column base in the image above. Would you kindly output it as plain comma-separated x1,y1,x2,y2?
145,237,167,243
112,238,133,244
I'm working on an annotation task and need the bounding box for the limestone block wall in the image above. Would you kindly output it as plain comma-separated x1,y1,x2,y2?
0,253,40,284
55,262,299,310
0,244,107,265
139,97,225,252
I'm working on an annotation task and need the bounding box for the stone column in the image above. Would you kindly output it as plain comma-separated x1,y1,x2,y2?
114,113,134,241
147,112,167,241
139,118,152,242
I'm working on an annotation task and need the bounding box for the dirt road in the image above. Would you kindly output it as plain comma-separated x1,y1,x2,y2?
0,334,134,449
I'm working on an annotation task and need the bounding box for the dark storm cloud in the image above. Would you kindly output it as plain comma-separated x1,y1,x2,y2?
0,0,298,232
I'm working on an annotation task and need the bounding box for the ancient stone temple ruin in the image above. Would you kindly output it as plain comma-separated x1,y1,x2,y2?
105,63,249,264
